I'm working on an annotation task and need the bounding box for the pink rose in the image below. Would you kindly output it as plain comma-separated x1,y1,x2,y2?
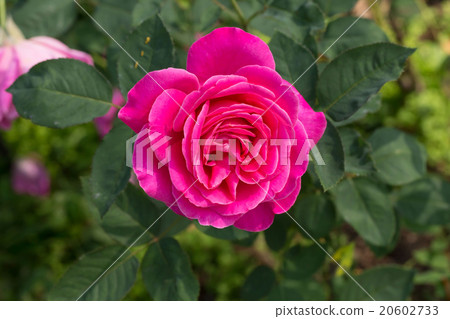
94,89,125,138
119,27,326,231
0,22,93,130
12,156,50,197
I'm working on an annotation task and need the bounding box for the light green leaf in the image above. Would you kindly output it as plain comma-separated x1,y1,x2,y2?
395,176,450,226
317,43,414,121
368,127,427,186
332,177,396,246
313,120,345,191
241,266,276,300
118,16,174,96
142,238,199,300
319,17,388,59
269,31,318,104
49,246,139,301
337,266,415,301
90,120,133,217
8,59,112,128
12,0,76,37
340,128,376,175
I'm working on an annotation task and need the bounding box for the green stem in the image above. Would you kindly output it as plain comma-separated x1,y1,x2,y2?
0,0,6,30
231,0,247,29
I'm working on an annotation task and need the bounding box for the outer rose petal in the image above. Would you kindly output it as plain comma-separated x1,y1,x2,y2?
94,89,124,138
118,68,199,133
187,27,275,83
29,37,94,65
233,203,275,232
283,80,327,145
0,47,20,129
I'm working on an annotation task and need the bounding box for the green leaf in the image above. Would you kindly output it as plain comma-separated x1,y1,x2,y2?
333,94,382,127
8,59,112,128
118,16,174,96
340,128,376,175
269,32,318,104
93,0,138,43
293,194,336,238
132,0,162,26
395,176,450,226
241,266,276,300
268,278,327,301
282,244,325,279
337,266,415,301
313,120,345,191
332,177,396,246
317,43,414,121
264,214,291,251
319,17,388,59
90,120,133,217
101,204,151,246
368,127,427,186
49,246,139,301
293,1,325,31
116,184,192,237
271,0,307,11
142,237,199,300
196,223,254,241
191,0,222,32
313,0,357,16
11,0,76,38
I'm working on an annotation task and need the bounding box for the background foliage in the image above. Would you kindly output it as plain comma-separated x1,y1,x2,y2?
1,0,449,301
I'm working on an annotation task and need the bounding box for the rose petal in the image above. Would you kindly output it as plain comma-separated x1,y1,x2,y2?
233,202,275,232
187,27,275,83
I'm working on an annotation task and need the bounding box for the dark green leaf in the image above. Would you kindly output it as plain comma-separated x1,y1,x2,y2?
264,214,291,251
313,0,357,16
282,244,325,279
319,17,388,59
93,0,138,43
317,43,414,121
269,32,318,104
333,94,382,127
132,0,162,26
395,176,450,226
340,128,376,175
49,246,139,300
117,16,174,96
12,0,76,38
90,120,133,217
268,278,326,300
294,194,336,238
368,127,427,186
116,184,192,237
101,205,151,246
142,238,199,300
337,266,415,301
332,177,396,246
313,120,345,191
293,1,325,31
196,223,254,241
241,266,276,300
271,0,307,11
8,59,112,128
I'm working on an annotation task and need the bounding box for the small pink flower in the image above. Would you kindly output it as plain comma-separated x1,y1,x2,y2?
0,21,93,130
94,89,125,138
119,27,327,231
12,156,51,197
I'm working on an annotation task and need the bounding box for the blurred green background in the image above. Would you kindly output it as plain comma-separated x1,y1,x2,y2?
0,0,449,300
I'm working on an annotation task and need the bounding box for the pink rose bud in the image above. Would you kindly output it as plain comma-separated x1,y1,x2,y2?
0,18,93,130
12,156,51,197
118,28,327,231
94,89,125,138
